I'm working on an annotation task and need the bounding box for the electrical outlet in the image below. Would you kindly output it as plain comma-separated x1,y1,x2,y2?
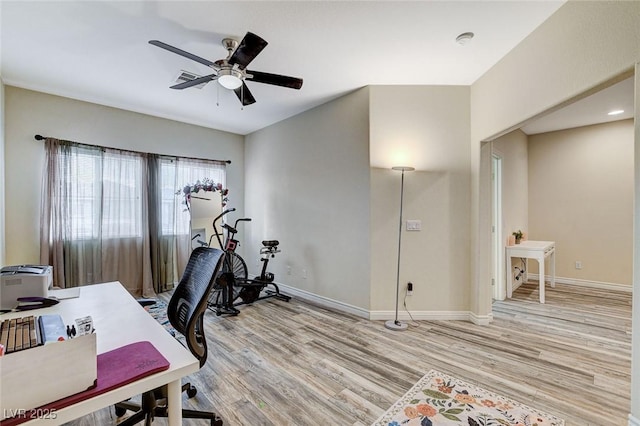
575,261,583,270
406,220,422,231
287,265,291,275
302,269,307,279
407,282,413,295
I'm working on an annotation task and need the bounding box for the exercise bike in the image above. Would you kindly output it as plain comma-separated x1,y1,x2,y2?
235,240,291,306
207,208,249,316
207,209,290,316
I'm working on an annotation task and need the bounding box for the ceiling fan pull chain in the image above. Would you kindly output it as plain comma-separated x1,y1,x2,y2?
216,82,220,107
241,84,244,111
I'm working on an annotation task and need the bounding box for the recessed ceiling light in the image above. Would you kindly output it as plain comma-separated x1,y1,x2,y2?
608,109,624,116
455,32,474,46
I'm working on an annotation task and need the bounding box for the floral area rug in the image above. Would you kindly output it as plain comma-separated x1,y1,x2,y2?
373,370,564,426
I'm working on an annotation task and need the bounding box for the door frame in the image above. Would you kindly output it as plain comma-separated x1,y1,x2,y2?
491,149,505,301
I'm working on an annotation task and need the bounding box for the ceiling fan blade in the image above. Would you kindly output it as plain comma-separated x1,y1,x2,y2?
149,40,216,68
228,32,268,70
246,70,303,90
170,74,217,90
234,82,257,106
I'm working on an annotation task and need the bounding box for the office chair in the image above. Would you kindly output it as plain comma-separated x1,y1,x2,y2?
115,247,225,426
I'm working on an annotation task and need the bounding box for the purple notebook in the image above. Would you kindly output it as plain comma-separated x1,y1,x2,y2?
2,341,170,425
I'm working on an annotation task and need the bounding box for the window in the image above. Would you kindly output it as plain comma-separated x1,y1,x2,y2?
41,137,227,294
64,146,144,240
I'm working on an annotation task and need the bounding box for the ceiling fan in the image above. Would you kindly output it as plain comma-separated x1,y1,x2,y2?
149,32,303,106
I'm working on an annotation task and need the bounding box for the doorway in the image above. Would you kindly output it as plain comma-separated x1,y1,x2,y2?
483,73,635,309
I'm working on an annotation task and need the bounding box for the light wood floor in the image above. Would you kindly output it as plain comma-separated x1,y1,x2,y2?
66,281,632,426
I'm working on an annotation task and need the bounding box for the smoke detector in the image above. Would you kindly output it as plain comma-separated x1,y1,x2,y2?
455,32,475,46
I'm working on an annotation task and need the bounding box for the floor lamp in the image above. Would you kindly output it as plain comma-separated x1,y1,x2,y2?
385,166,415,331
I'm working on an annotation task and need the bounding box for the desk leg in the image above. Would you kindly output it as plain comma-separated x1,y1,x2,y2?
551,251,556,289
167,379,183,425
506,254,513,298
539,256,545,304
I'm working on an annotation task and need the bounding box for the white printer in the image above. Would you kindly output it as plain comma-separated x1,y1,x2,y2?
0,265,53,310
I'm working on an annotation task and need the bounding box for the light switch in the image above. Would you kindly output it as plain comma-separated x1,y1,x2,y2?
406,220,422,231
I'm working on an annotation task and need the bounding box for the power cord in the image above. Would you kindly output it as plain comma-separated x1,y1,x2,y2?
514,258,527,282
403,292,420,328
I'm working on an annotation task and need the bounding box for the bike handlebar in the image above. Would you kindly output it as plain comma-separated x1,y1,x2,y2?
212,208,236,227
212,209,253,251
213,208,236,248
235,217,252,228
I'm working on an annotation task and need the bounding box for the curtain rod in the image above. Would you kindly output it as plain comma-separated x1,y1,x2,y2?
34,134,231,165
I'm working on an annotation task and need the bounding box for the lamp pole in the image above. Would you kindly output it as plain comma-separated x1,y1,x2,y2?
385,166,415,331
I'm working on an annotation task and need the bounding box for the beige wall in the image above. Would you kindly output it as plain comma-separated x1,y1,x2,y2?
493,122,634,288
369,86,471,313
471,1,639,419
493,129,529,243
471,0,640,316
4,86,244,266
492,130,528,297
528,120,633,286
244,88,371,311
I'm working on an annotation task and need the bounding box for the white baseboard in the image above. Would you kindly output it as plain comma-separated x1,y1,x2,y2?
527,274,632,292
469,311,494,325
275,282,491,324
275,282,370,319
628,413,640,426
369,310,471,321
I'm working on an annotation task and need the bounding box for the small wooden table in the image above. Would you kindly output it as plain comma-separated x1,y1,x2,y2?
506,240,556,303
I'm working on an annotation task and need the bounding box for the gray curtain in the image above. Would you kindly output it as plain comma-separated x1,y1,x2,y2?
148,156,215,293
40,139,225,296
39,138,155,297
148,156,187,293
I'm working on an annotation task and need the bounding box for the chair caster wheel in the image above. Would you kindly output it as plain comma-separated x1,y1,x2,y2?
115,406,127,417
187,386,197,398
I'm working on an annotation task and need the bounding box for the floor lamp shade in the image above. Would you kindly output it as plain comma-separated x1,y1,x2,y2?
385,166,415,331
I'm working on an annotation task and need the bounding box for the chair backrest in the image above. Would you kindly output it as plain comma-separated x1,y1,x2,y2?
168,247,224,367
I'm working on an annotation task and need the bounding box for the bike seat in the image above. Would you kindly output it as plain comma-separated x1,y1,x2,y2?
262,240,279,247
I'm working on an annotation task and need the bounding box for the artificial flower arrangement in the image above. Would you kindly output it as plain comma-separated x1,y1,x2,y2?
176,178,229,207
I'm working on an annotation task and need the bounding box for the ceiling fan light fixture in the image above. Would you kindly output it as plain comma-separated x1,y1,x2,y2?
218,69,243,90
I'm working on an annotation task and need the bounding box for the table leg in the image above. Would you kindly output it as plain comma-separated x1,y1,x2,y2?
506,253,513,298
551,250,556,288
167,379,183,425
539,256,545,304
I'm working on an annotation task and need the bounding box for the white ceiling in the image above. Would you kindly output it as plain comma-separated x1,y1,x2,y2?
520,76,635,135
6,1,630,139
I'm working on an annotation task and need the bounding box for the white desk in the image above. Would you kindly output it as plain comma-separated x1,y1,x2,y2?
0,282,198,425
506,240,556,303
